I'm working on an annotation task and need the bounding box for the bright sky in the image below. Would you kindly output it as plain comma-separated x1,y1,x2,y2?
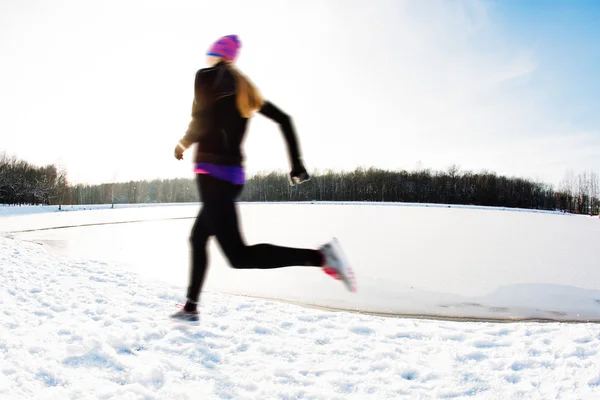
1,0,599,186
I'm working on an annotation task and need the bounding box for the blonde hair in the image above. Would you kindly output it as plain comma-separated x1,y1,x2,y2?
223,60,265,118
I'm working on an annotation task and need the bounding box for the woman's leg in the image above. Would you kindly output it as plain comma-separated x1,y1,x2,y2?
185,205,212,308
199,174,323,269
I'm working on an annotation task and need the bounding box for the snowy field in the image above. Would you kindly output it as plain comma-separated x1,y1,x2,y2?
2,203,600,399
2,203,600,322
0,202,570,218
0,203,193,217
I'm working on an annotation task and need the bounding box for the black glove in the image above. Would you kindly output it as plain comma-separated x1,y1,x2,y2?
174,144,184,160
289,161,310,186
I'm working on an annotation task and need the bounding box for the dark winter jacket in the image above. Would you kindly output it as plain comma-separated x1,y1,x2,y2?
177,62,302,168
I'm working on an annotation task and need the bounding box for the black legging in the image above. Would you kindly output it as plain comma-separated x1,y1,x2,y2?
186,173,323,302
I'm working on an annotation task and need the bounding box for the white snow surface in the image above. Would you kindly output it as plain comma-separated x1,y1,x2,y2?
0,201,569,218
2,235,600,399
3,202,600,322
2,204,600,398
0,203,190,217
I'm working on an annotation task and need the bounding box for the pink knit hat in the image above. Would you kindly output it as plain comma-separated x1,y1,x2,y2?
206,35,241,61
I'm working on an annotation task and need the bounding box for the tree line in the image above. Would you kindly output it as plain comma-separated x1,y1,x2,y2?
238,166,599,214
0,153,68,206
1,152,598,215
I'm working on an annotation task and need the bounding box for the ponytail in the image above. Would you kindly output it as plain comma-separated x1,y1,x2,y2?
226,63,265,118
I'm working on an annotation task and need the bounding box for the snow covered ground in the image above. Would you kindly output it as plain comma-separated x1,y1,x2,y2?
2,236,600,399
3,202,600,322
1,203,600,399
0,203,192,217
0,201,570,218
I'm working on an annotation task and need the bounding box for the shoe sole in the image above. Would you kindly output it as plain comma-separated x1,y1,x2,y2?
170,317,200,326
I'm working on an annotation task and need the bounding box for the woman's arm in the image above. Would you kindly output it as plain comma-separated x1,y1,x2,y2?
258,101,302,163
258,101,309,184
174,70,210,159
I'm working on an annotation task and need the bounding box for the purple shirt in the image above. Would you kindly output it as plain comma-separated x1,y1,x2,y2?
194,162,245,185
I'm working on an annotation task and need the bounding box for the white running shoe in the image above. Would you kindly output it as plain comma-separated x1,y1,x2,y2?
320,238,356,293
170,304,200,324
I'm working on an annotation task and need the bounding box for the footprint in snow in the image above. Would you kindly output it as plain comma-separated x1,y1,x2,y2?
441,334,466,342
458,352,488,362
334,381,357,394
528,348,542,357
253,326,272,335
400,369,420,381
63,350,124,372
370,362,391,372
350,326,374,335
115,348,136,356
472,340,496,349
486,328,512,337
35,371,63,387
511,361,531,371
462,373,482,383
472,340,510,349
33,310,54,319
134,301,156,308
143,332,165,341
391,332,428,340
568,347,597,359
5,322,19,330
298,314,330,323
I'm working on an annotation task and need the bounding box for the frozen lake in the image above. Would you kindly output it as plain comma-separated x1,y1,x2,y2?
2,202,600,321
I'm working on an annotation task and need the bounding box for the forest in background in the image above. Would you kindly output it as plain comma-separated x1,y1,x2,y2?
1,152,599,215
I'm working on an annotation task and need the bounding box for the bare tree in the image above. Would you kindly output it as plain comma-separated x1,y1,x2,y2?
56,168,69,210
589,171,599,215
575,171,597,214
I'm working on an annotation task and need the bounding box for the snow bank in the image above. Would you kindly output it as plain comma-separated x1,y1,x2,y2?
0,203,193,218
4,202,599,322
1,236,600,399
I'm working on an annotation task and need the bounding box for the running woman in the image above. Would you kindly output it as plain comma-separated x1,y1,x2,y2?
171,35,355,323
